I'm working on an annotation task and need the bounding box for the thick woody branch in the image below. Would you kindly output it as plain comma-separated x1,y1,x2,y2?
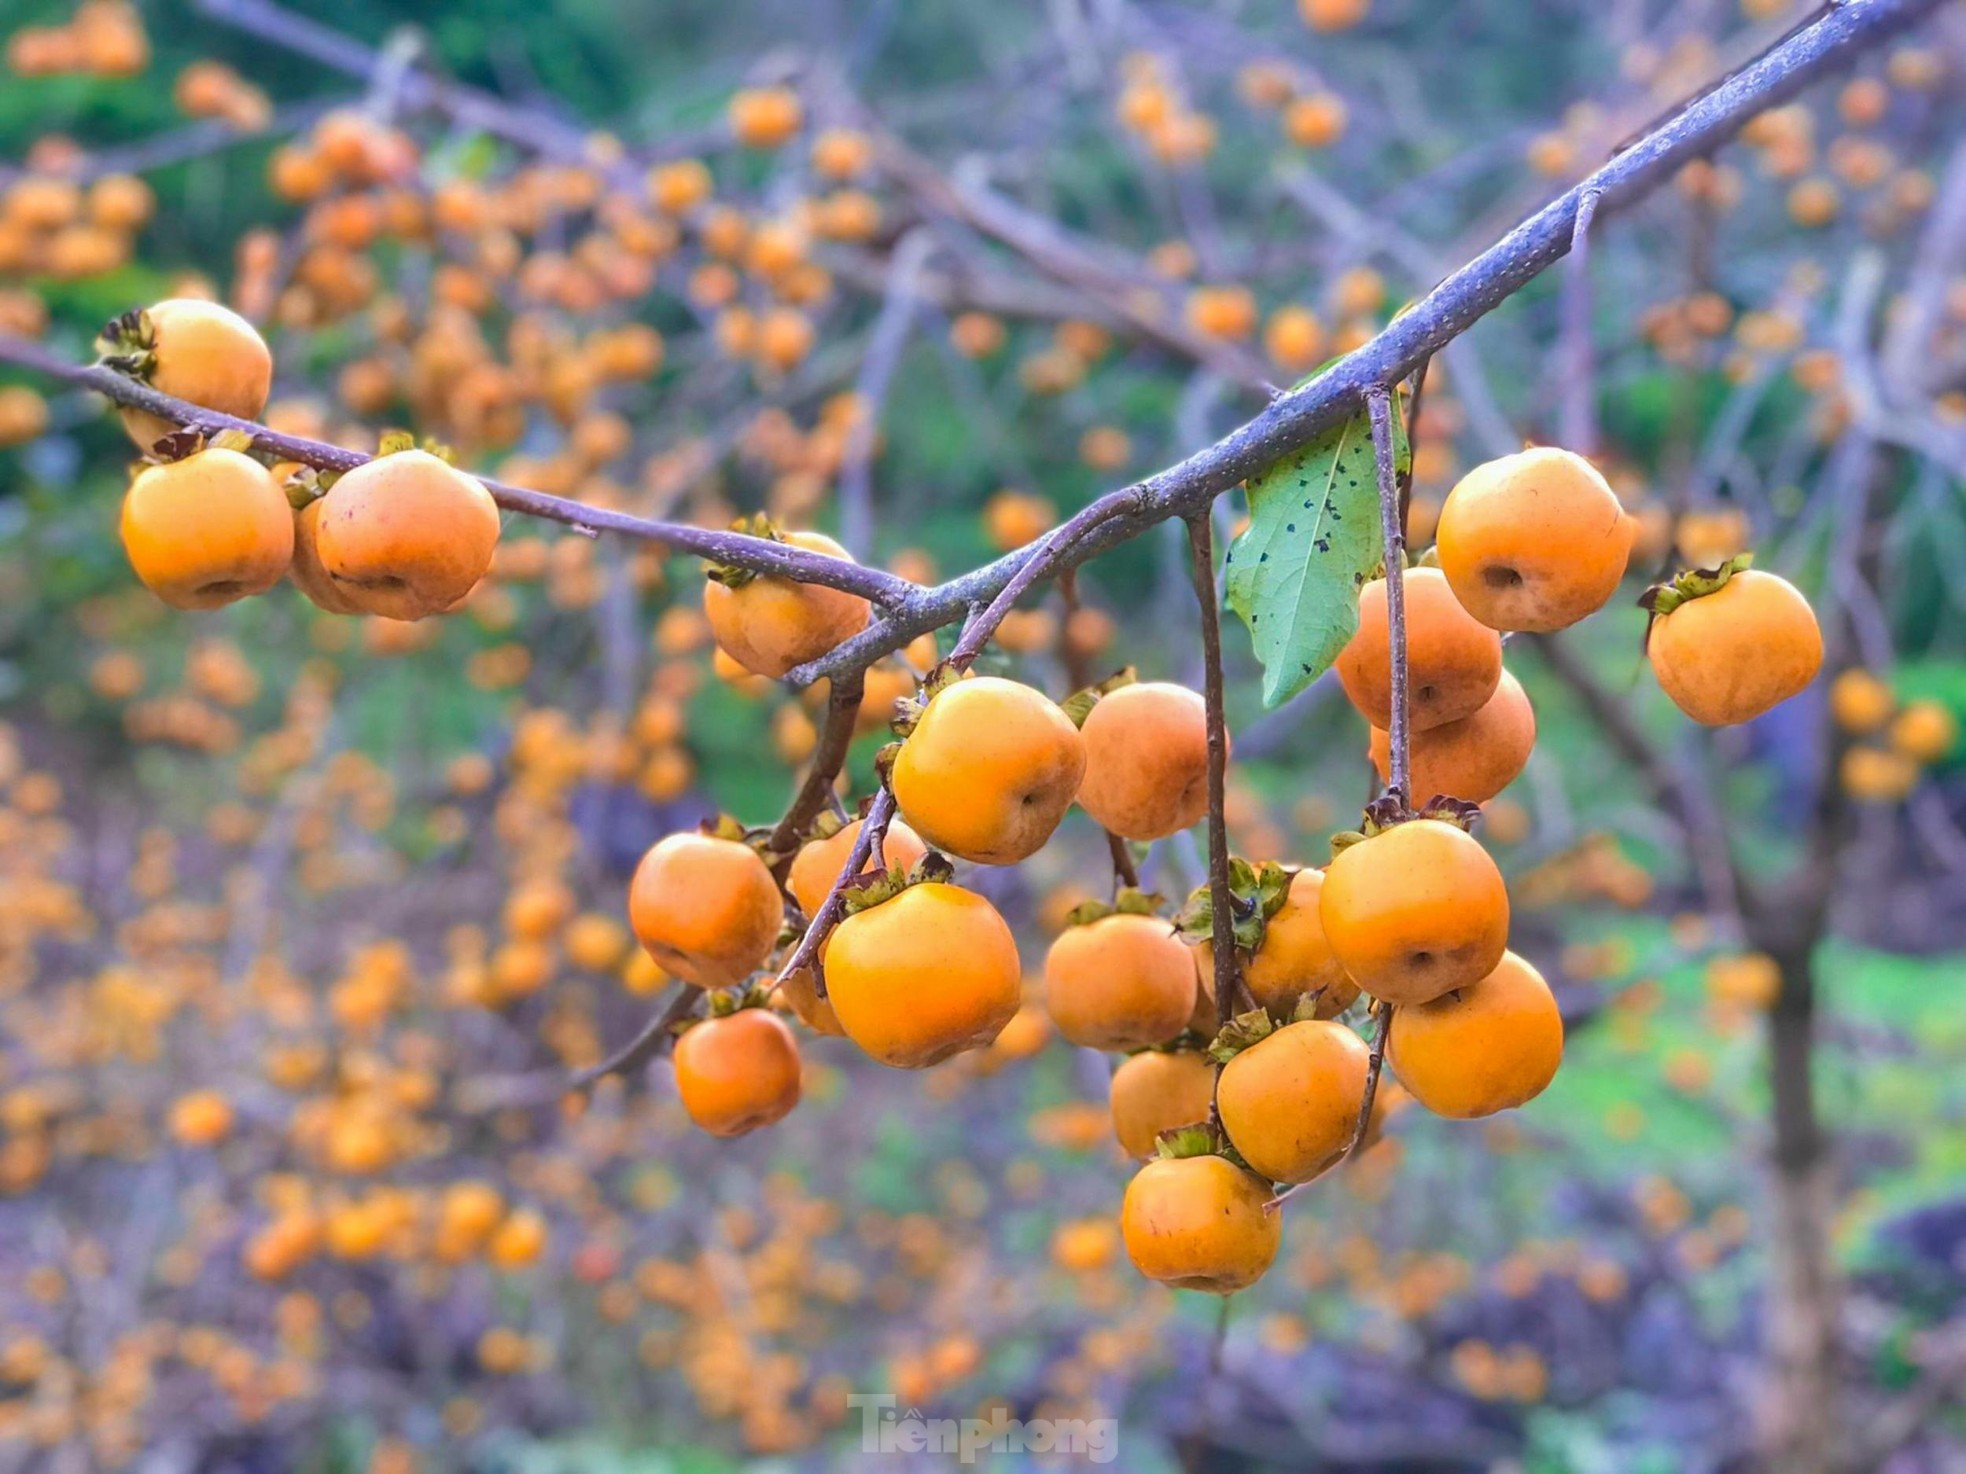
0,335,912,607
786,0,1939,687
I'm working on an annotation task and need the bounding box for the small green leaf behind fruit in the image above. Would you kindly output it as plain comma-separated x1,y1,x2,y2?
1226,397,1408,708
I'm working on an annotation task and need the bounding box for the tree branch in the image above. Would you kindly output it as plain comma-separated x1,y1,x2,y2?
1368,386,1411,809
0,334,913,606
783,0,1941,688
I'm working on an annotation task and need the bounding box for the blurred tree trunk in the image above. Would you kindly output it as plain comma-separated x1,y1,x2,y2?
1760,939,1843,1474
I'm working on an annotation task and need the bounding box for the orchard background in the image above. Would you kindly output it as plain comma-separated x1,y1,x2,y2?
1,0,1965,1470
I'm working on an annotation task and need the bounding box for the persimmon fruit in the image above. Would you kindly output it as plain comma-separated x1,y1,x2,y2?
672,1008,802,1136
1075,681,1215,841
891,676,1086,865
121,447,293,609
1337,566,1502,731
1320,818,1510,1005
1435,447,1634,632
1387,950,1563,1118
628,832,782,989
1121,1154,1280,1293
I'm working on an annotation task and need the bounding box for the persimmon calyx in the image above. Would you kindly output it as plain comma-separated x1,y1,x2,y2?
1058,665,1138,728
372,428,456,463
1062,886,1165,928
705,511,787,589
837,850,956,916
1331,795,1483,855
1639,551,1755,620
1174,858,1294,952
95,306,158,379
702,981,777,1019
889,661,965,737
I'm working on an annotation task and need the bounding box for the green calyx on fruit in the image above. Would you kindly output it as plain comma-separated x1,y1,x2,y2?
1175,858,1295,952
838,850,956,916
1639,551,1755,621
1059,665,1138,728
1330,794,1483,855
1062,886,1165,928
95,306,158,379
705,511,787,590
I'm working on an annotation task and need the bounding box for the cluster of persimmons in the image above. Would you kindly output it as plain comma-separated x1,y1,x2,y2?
99,289,1825,1302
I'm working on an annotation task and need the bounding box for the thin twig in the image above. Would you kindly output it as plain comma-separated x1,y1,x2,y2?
1345,1002,1393,1164
1186,513,1241,1042
765,671,866,876
1368,387,1411,809
771,789,896,996
1057,571,1140,894
568,984,703,1093
1561,189,1603,453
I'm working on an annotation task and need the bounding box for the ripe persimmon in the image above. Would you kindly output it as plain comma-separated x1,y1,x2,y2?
1646,562,1822,725
1121,1154,1280,1293
1044,912,1196,1051
121,447,294,609
314,449,501,620
1369,668,1536,803
672,1008,802,1136
1320,818,1510,1005
627,832,783,988
786,816,928,919
1387,951,1563,1118
1217,1019,1370,1182
823,881,1021,1067
1110,1048,1216,1157
1435,447,1634,631
1337,566,1502,731
1075,681,1215,841
1193,868,1356,1017
287,495,363,614
703,531,871,678
114,298,273,452
891,676,1086,865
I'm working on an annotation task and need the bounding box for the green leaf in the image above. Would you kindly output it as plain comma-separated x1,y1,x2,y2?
1225,402,1408,707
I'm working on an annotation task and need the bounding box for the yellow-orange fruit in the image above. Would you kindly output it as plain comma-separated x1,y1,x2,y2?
824,882,1021,1067
1121,1155,1281,1293
1387,951,1562,1118
1044,912,1196,1051
1648,569,1822,726
672,1009,802,1136
118,298,273,452
1110,1049,1217,1158
1193,868,1356,1016
1336,566,1502,731
1076,682,1216,841
313,450,501,620
1827,668,1893,734
121,447,293,609
287,496,363,613
627,832,782,988
1216,1019,1370,1183
1435,447,1634,631
1320,819,1509,1005
786,817,929,918
702,531,871,678
776,966,845,1037
1369,668,1537,803
891,677,1086,865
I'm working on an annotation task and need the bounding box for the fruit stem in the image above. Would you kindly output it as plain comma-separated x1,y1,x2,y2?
1343,1001,1393,1166
1185,512,1242,1059
1056,570,1142,894
568,983,703,1094
765,670,866,877
1367,387,1412,812
772,787,897,998
1561,187,1602,454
